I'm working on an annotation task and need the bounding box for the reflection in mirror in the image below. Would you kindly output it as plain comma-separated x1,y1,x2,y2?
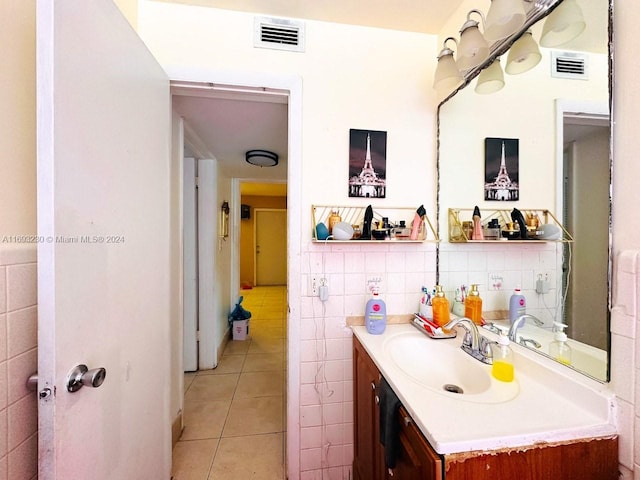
437,0,611,381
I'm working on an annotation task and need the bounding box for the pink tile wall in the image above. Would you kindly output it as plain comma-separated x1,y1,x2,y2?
0,245,37,480
299,242,437,479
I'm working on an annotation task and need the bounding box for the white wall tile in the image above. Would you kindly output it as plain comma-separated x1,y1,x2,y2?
7,433,37,480
300,405,322,428
7,349,36,405
300,469,323,480
300,447,322,471
0,408,6,458
6,307,36,358
611,306,635,339
386,252,405,273
0,268,5,315
0,316,6,364
344,253,365,275
7,395,36,451
0,454,6,480
611,334,634,403
5,264,36,312
0,363,6,411
619,251,639,274
300,426,322,449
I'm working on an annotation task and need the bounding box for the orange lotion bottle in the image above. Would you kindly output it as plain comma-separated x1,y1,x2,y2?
464,284,483,325
432,285,451,327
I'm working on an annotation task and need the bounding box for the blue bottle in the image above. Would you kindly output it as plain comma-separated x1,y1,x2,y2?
509,286,526,324
365,289,387,334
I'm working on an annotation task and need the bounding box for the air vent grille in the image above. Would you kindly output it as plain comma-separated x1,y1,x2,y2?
551,51,588,80
254,17,305,53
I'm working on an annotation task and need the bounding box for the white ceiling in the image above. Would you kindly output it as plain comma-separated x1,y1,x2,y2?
168,0,607,190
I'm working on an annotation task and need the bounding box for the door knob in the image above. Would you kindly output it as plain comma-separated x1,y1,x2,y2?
67,364,107,392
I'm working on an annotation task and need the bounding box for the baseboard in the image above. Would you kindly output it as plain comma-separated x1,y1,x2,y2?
172,410,183,449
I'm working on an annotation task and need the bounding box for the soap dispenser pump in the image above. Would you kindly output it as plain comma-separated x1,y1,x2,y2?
549,322,572,365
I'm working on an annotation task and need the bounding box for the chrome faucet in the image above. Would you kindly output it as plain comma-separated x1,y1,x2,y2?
519,337,542,349
508,314,544,343
443,317,494,365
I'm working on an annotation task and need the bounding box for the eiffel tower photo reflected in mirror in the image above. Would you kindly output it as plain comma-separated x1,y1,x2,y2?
484,137,519,201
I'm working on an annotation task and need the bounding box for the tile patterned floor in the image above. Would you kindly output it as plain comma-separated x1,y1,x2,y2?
172,286,287,480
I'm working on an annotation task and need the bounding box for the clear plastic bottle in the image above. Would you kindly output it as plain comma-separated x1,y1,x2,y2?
432,285,451,327
464,284,483,325
491,333,514,382
549,322,572,365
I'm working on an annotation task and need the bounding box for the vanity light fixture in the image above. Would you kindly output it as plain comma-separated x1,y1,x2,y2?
539,0,586,48
475,58,505,94
245,149,279,167
433,37,463,92
484,0,527,42
505,30,541,74
456,10,490,71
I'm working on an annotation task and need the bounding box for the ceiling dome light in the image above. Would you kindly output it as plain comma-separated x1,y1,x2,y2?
475,59,505,94
484,0,526,43
540,0,586,48
505,30,541,75
456,10,490,71
245,149,279,167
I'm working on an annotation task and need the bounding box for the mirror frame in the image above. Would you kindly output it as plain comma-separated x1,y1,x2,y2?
435,0,614,382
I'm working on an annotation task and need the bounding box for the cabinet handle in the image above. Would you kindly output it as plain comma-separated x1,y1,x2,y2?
371,382,376,391
375,395,380,404
403,416,412,426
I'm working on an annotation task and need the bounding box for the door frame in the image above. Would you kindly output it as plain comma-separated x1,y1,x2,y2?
254,207,287,286
167,66,303,478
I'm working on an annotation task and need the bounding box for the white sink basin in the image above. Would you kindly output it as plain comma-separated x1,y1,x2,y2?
383,330,520,403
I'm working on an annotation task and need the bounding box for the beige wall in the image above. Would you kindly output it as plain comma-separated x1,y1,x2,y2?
0,1,36,236
240,195,287,287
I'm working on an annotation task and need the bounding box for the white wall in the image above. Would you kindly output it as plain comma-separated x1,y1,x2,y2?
138,3,439,477
216,170,233,351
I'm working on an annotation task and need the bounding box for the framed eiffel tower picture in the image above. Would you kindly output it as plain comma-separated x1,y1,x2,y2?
348,129,387,198
484,137,519,201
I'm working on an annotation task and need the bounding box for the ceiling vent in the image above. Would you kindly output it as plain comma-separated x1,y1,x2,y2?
551,51,588,80
254,16,305,53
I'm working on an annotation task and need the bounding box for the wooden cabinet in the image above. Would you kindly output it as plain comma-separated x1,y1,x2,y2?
354,337,441,480
353,335,384,480
353,336,618,480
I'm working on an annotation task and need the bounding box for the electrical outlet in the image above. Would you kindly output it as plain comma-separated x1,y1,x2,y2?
311,276,318,296
488,273,504,291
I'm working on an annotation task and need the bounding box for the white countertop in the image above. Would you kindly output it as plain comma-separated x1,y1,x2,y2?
353,323,617,455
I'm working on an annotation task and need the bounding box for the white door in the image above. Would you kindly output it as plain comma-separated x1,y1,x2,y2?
255,209,287,285
183,158,198,371
37,2,172,479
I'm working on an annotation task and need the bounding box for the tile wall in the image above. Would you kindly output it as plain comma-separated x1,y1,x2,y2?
0,245,38,480
609,250,639,479
299,242,438,479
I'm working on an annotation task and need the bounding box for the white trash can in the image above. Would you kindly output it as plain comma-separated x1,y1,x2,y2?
232,319,249,341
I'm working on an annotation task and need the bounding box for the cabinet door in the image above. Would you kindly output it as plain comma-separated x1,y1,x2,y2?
389,407,443,480
353,338,385,480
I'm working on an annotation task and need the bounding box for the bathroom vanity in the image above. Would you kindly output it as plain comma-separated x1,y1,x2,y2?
352,325,618,480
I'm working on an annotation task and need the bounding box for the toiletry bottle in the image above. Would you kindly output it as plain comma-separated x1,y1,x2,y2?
464,284,483,325
365,285,387,335
328,209,342,234
419,286,432,320
471,206,484,240
549,322,572,365
491,332,514,382
509,286,526,324
432,285,451,327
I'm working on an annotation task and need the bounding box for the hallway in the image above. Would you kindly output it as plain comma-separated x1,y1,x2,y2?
171,286,287,479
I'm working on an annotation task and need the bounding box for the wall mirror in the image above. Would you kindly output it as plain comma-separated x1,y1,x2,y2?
437,0,611,381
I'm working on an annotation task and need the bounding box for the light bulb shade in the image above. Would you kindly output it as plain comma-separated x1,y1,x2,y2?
457,23,489,71
433,52,463,91
484,0,526,42
539,0,586,48
245,149,279,167
505,31,541,75
475,60,505,94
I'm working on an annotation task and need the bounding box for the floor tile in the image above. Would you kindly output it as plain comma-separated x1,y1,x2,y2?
185,374,239,403
223,340,251,356
235,371,284,398
248,337,284,355
242,353,284,372
172,438,218,480
223,396,283,437
197,355,245,375
208,433,284,480
181,399,231,441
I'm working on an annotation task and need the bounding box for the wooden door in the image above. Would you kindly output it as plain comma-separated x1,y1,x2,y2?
255,209,287,285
